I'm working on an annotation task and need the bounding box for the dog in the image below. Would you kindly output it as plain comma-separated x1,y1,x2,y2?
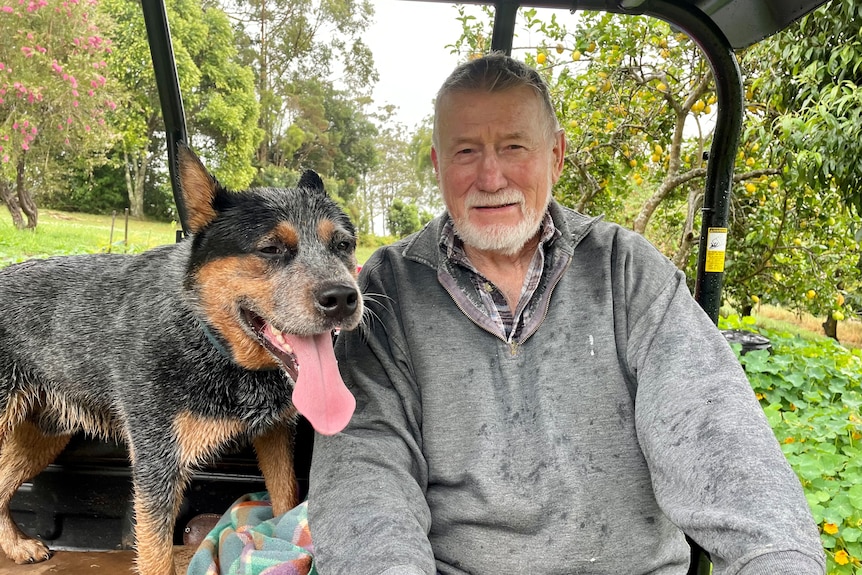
0,144,363,574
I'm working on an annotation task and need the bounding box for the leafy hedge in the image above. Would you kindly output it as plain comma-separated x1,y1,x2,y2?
720,315,862,573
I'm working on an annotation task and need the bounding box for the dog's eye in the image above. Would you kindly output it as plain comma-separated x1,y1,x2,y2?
334,239,354,253
258,244,285,257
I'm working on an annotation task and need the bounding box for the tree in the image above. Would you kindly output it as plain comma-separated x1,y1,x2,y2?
387,198,420,238
102,0,261,218
723,0,862,340
751,0,862,215
0,0,118,228
221,0,377,171
361,106,439,234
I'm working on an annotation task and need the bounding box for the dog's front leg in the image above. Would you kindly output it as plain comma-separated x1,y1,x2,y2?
131,460,183,575
252,421,299,516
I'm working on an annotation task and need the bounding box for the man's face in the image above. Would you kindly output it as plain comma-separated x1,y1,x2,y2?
431,85,565,257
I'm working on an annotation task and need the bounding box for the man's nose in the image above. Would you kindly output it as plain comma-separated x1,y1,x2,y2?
476,151,507,192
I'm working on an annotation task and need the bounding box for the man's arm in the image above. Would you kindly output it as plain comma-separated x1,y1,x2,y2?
627,266,825,574
308,250,436,575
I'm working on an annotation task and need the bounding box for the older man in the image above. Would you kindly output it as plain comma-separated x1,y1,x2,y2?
307,53,825,575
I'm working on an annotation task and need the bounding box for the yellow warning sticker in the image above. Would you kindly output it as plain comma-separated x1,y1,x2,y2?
705,227,727,273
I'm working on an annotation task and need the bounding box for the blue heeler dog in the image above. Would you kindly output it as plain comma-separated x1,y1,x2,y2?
0,144,363,574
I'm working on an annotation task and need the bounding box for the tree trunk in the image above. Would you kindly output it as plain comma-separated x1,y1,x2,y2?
822,315,838,341
16,156,38,228
672,189,703,269
123,147,149,218
0,180,26,229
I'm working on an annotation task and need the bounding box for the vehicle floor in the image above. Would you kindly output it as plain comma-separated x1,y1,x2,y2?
0,546,195,574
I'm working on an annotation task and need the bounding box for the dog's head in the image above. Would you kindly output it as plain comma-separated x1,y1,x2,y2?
177,143,363,435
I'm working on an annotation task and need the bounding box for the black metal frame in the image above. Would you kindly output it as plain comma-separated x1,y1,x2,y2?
138,0,828,572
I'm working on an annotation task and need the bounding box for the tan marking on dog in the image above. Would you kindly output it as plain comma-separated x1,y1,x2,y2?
0,421,71,564
272,222,299,250
195,256,281,370
252,419,299,515
316,219,336,245
173,411,247,468
133,492,178,575
0,393,30,432
178,147,218,234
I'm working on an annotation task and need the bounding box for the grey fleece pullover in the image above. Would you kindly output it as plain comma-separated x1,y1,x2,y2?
308,201,825,575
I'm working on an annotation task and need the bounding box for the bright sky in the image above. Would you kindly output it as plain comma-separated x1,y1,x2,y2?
365,0,465,129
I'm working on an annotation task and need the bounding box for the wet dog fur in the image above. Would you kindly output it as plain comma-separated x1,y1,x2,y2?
0,145,363,574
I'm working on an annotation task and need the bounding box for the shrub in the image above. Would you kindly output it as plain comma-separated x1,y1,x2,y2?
721,315,862,572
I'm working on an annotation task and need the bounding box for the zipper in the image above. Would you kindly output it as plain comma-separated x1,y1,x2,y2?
519,255,573,343
439,254,573,357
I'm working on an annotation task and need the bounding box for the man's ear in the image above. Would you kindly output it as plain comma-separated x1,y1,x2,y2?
551,129,566,183
431,147,440,182
177,143,219,234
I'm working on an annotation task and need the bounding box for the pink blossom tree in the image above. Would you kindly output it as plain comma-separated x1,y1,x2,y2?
0,0,117,229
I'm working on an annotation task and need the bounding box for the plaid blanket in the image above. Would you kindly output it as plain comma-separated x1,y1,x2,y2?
186,493,317,575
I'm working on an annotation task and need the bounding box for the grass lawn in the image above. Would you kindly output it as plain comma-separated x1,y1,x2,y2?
1,209,178,265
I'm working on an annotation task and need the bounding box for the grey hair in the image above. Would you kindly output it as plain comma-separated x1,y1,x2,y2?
432,52,560,148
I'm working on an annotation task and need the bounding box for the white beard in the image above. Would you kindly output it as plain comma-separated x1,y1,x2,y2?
452,189,548,256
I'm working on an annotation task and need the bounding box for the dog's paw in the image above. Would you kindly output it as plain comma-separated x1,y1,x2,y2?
5,538,53,564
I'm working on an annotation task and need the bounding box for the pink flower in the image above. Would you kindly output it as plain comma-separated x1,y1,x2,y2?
21,141,28,150
0,5,13,12
52,61,63,74
21,46,34,57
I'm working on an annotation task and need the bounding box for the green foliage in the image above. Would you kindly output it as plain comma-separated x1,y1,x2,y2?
386,198,420,238
720,314,862,572
101,0,261,216
748,0,862,215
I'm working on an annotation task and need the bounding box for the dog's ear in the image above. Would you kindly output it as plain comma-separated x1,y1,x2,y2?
177,143,219,234
298,170,325,194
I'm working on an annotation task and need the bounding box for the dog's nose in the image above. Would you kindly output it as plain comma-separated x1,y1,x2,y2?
317,284,359,319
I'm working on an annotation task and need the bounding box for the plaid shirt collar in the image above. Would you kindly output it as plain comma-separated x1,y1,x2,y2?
439,211,560,339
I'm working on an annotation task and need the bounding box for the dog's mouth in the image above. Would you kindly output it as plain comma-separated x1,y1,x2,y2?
242,309,355,436
244,309,300,381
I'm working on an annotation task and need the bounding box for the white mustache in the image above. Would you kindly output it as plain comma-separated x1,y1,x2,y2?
465,189,525,209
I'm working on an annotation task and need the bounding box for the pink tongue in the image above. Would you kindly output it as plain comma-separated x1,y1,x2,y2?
283,331,355,435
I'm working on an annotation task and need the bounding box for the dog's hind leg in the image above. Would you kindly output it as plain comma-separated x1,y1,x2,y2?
252,421,299,516
0,421,71,564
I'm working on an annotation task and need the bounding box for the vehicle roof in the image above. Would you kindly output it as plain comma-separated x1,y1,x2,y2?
413,0,830,50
